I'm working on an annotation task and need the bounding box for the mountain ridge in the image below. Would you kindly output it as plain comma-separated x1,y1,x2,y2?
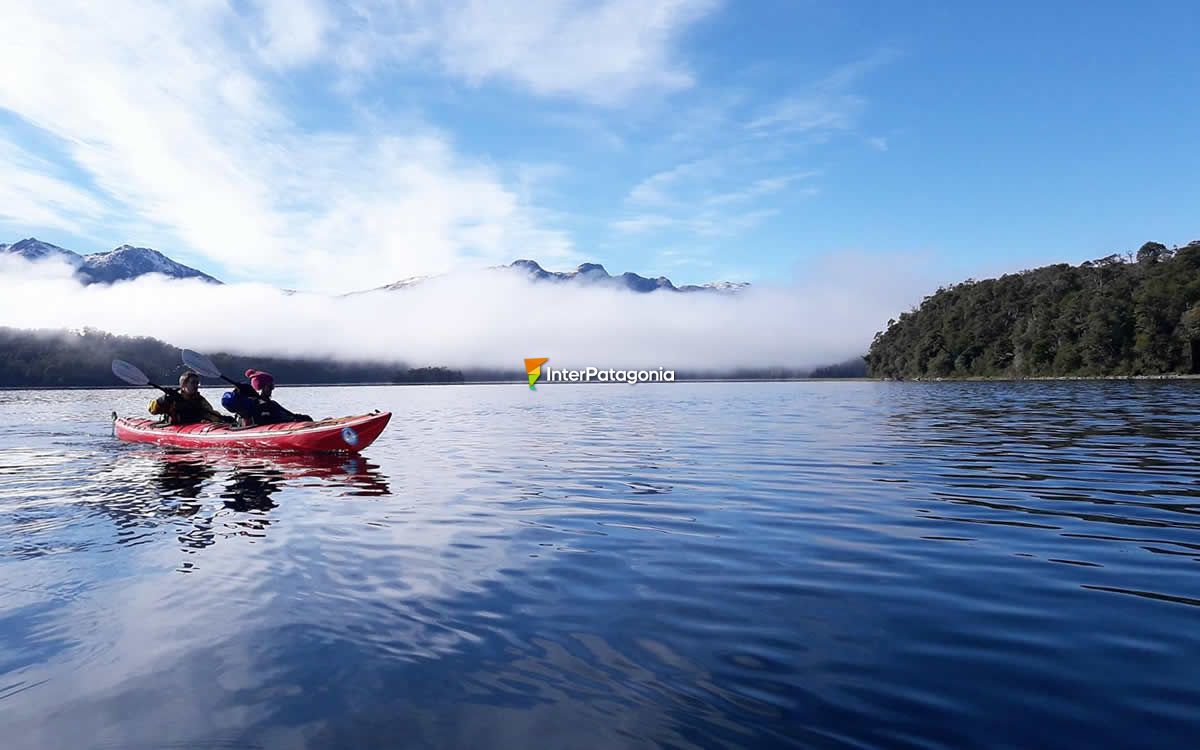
2,238,221,285
3,237,748,294
355,259,750,296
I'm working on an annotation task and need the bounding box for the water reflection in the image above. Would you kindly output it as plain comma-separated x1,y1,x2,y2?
85,449,393,559
222,465,284,513
140,448,392,501
154,452,216,501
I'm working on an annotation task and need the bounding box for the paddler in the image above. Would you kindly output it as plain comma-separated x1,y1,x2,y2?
149,371,228,425
221,369,313,427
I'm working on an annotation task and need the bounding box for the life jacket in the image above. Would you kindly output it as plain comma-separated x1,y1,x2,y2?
247,398,291,425
222,389,291,425
149,392,217,425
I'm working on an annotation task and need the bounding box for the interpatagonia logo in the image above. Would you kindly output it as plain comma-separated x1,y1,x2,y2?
525,357,549,389
523,357,675,388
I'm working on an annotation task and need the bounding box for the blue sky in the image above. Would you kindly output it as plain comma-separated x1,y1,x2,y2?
1,0,1197,292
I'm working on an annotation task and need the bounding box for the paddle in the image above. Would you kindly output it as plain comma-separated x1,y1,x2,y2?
181,349,311,423
112,359,175,395
180,349,245,391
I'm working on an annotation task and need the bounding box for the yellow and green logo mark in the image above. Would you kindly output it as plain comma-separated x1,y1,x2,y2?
524,357,549,389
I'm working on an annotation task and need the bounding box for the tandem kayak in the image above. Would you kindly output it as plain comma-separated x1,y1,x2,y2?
113,411,392,454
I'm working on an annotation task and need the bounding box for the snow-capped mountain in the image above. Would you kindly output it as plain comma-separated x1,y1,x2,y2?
1,238,221,285
690,280,752,292
509,259,744,293
2,238,83,266
82,244,221,284
355,259,750,295
5,236,745,294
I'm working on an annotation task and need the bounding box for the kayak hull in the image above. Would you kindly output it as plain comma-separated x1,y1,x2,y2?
113,411,391,454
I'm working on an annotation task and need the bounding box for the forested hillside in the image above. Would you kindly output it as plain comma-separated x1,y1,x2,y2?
0,327,464,387
866,241,1200,379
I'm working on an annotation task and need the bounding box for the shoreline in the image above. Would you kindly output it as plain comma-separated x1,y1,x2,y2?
894,373,1200,382
6,374,1200,390
1,377,874,391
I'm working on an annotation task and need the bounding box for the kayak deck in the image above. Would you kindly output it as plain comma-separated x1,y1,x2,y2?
113,411,391,453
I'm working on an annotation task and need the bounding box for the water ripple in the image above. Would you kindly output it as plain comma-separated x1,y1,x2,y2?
0,382,1199,748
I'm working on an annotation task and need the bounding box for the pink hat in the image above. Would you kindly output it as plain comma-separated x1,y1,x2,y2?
246,369,274,390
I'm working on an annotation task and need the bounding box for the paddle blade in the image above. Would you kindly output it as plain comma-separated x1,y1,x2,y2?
181,349,222,379
112,359,150,386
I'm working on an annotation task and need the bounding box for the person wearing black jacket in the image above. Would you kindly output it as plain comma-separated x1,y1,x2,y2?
221,369,313,427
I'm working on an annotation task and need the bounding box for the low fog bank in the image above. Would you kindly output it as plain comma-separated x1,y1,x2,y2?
0,253,935,372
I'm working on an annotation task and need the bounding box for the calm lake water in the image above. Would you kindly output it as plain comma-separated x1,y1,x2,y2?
1,382,1199,749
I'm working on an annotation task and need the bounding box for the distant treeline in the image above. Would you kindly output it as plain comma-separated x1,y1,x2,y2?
0,326,865,387
0,327,464,387
866,241,1200,379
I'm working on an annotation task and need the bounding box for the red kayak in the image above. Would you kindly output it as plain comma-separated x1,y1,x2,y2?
113,411,392,454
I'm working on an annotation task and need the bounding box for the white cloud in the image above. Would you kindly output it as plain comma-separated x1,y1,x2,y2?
0,253,936,370
619,161,815,239
704,172,819,206
628,161,810,210
656,248,714,268
612,214,685,234
252,0,332,68
244,0,719,104
613,208,778,238
627,159,721,207
746,52,893,138
0,138,109,234
610,51,894,243
0,1,576,292
383,0,719,105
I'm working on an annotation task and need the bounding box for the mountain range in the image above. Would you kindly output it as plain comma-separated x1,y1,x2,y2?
0,238,221,285
359,259,750,295
2,237,749,294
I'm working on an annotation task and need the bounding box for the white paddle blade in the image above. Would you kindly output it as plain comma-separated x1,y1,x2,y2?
181,349,222,379
112,359,150,386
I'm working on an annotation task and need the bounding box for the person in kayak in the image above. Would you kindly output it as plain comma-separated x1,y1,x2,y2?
221,369,313,427
148,371,228,425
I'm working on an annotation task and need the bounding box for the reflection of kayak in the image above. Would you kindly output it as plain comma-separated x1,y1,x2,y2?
113,411,392,453
152,446,389,486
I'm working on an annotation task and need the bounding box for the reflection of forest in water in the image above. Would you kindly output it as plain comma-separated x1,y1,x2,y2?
95,450,392,565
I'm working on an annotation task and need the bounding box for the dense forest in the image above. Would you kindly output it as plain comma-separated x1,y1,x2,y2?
866,241,1200,379
0,327,464,387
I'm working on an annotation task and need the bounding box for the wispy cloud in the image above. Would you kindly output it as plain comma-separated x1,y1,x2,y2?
656,248,715,268
614,208,778,238
0,2,892,295
0,1,605,292
745,95,863,138
627,159,723,207
251,0,333,69
704,172,820,206
746,51,896,139
610,50,892,245
246,0,720,104
626,162,818,210
0,137,109,234
618,161,816,239
423,0,720,104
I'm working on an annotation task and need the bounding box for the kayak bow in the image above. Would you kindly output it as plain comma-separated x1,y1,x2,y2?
113,411,391,454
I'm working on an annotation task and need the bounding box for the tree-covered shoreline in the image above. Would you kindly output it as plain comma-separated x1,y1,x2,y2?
866,241,1200,380
0,327,466,387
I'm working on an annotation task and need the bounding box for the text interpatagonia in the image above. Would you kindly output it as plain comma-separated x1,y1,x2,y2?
544,366,675,384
